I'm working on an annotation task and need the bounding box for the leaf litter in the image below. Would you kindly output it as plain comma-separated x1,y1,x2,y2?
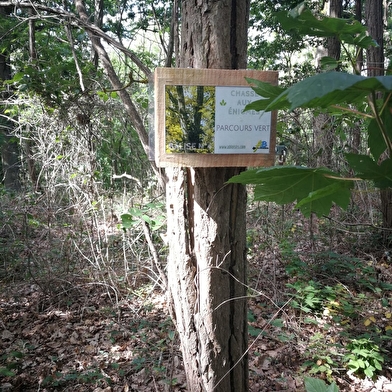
1,204,392,391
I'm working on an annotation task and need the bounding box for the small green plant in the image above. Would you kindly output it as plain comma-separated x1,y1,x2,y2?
280,239,309,277
344,337,384,378
287,280,325,313
121,201,166,232
304,377,339,392
302,355,336,382
0,350,24,377
42,367,111,387
302,333,341,382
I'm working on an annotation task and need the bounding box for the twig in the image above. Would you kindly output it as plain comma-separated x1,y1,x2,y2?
141,220,168,290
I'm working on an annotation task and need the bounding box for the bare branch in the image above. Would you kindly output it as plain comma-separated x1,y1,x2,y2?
0,1,151,76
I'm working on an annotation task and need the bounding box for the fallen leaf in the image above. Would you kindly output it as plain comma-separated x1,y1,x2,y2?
1,330,14,340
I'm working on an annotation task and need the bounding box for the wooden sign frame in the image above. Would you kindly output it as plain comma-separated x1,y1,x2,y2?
153,67,278,167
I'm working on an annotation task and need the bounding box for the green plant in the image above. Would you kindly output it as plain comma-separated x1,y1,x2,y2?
229,3,392,219
280,238,309,274
344,337,384,378
302,332,341,382
304,377,339,392
121,201,166,232
42,367,111,387
0,351,24,377
288,280,324,313
303,354,336,382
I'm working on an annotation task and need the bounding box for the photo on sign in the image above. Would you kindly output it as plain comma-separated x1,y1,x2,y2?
165,85,215,153
164,85,271,154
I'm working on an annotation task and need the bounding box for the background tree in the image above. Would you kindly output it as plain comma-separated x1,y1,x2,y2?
0,5,21,191
365,0,392,231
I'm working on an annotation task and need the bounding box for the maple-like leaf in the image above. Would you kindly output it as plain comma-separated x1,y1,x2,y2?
246,72,392,113
228,166,352,217
304,377,339,392
346,154,392,189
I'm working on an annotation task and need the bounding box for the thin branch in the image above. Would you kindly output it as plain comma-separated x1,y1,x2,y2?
141,220,168,291
330,104,373,119
0,1,151,76
63,19,85,91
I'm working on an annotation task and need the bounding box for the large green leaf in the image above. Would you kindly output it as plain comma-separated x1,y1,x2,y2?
246,72,392,113
368,118,387,162
245,78,286,111
228,166,352,217
296,182,351,217
345,154,392,189
304,377,339,392
278,5,376,49
239,4,392,217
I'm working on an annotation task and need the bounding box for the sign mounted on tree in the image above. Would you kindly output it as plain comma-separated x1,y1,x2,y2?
152,68,278,167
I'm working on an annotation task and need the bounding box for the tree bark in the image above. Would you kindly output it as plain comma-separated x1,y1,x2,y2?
366,0,384,77
0,5,21,192
365,0,391,233
354,0,363,73
327,0,342,65
166,1,250,391
314,1,342,169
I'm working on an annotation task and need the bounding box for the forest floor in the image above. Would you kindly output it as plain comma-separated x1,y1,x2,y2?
1,204,392,391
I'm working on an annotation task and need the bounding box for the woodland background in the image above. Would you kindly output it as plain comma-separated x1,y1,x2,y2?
1,0,392,391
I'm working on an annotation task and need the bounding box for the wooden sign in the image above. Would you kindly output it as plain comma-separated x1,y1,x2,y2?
153,67,278,167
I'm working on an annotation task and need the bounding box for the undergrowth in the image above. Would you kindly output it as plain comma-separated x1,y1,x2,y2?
247,201,392,389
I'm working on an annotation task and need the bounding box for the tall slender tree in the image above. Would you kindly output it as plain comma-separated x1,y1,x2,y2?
0,5,21,191
165,2,250,391
365,0,392,232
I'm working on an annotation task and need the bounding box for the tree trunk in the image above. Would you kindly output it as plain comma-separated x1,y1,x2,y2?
0,5,21,192
166,1,250,391
365,0,391,233
366,0,384,77
23,9,39,188
314,1,342,169
354,0,363,73
327,0,342,65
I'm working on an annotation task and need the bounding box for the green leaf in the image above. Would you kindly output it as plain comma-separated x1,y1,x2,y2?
295,182,351,217
228,166,352,217
304,377,339,392
270,318,284,328
364,366,375,378
97,91,109,102
346,154,392,188
326,383,340,392
356,358,366,368
244,78,285,111
120,213,135,230
319,56,340,71
348,359,360,370
249,72,392,113
374,360,383,370
0,367,16,377
368,118,387,161
270,73,364,111
10,351,23,358
278,5,375,49
248,325,263,337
